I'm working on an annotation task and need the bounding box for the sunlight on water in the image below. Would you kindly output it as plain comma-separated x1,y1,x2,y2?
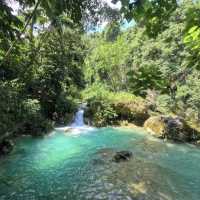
0,128,200,200
30,135,82,170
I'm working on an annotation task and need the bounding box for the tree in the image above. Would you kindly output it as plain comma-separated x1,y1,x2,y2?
104,21,121,42
115,0,178,37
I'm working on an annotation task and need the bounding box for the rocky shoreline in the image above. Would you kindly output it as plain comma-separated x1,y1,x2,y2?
84,97,200,145
1,114,200,158
144,116,200,143
118,115,200,145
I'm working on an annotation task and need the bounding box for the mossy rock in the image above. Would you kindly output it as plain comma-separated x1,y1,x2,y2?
144,116,200,142
144,116,166,138
85,94,149,127
113,99,149,126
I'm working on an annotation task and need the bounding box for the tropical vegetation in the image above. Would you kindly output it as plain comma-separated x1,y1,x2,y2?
0,0,200,139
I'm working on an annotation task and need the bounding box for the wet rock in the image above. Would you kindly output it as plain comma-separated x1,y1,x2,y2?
144,116,200,142
195,140,200,146
0,139,14,155
112,151,133,163
144,116,165,138
94,148,133,164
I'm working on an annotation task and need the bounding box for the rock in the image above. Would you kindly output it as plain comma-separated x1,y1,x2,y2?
196,140,200,146
144,116,166,138
112,151,133,163
85,95,149,127
95,149,133,163
113,100,149,126
0,139,14,155
92,148,115,165
144,116,200,142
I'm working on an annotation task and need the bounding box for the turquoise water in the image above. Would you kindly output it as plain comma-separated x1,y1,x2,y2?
0,127,200,200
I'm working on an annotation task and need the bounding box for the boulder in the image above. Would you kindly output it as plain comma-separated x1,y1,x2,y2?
144,116,166,138
0,139,14,155
144,116,200,142
112,151,133,163
113,100,149,126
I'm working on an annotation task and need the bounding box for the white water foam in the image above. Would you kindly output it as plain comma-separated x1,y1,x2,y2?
55,105,95,135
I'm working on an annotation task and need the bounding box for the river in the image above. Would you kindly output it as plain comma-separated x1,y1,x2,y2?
0,108,200,200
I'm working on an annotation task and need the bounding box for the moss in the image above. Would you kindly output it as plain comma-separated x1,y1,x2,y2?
144,116,166,138
144,115,200,142
113,98,149,126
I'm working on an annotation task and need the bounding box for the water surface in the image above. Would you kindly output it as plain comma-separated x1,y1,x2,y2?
0,127,200,200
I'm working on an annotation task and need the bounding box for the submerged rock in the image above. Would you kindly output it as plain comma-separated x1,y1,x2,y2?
144,116,200,142
94,149,133,164
0,139,14,155
94,148,116,164
112,151,133,163
96,148,115,157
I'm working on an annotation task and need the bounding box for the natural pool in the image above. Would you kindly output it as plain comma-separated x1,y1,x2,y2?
0,127,200,200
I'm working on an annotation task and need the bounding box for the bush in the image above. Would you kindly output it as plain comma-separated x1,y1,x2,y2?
19,99,53,136
156,94,173,114
83,84,149,127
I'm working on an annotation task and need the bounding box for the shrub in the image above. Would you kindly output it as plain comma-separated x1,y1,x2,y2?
19,99,53,136
83,84,149,127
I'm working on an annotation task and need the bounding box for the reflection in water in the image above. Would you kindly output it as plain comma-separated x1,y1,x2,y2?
0,128,200,200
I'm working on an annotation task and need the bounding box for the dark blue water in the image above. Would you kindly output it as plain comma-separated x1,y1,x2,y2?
0,127,200,200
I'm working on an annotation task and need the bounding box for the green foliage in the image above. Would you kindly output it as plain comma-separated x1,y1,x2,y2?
20,99,53,136
0,81,22,135
0,2,86,137
84,0,200,127
84,31,130,91
83,84,148,126
184,26,200,50
184,26,200,69
0,81,52,136
104,21,121,42
1,0,200,135
183,1,200,69
28,27,85,121
117,0,178,37
16,0,105,26
85,12,186,96
0,0,23,47
83,84,118,126
155,94,173,114
176,70,200,122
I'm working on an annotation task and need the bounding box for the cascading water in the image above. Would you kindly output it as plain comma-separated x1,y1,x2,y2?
71,108,85,127
55,104,94,134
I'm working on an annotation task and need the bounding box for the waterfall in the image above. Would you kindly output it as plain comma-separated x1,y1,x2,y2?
71,108,85,127
55,104,95,134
